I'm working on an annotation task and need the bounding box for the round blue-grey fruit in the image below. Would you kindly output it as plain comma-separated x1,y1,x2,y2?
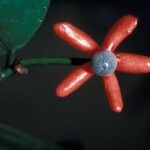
91,50,117,76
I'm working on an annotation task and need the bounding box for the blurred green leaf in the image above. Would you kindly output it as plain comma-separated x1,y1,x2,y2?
0,0,50,56
0,123,63,150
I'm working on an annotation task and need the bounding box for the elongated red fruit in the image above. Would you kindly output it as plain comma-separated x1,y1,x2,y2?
53,22,100,56
56,63,94,97
102,15,138,52
102,73,123,113
116,52,150,74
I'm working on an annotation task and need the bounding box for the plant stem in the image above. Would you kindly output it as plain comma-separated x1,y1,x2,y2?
0,57,90,80
21,57,73,66
21,57,90,66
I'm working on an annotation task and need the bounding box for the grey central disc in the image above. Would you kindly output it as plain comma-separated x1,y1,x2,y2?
91,50,117,76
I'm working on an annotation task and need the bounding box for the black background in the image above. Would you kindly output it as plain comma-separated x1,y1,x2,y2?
0,0,150,149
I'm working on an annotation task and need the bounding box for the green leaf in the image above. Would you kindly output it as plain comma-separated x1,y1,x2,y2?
0,123,63,150
0,0,50,56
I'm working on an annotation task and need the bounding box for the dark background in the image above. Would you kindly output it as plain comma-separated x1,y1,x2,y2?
0,0,150,149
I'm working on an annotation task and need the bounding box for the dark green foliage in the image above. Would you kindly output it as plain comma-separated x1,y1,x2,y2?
0,123,63,150
0,0,50,56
